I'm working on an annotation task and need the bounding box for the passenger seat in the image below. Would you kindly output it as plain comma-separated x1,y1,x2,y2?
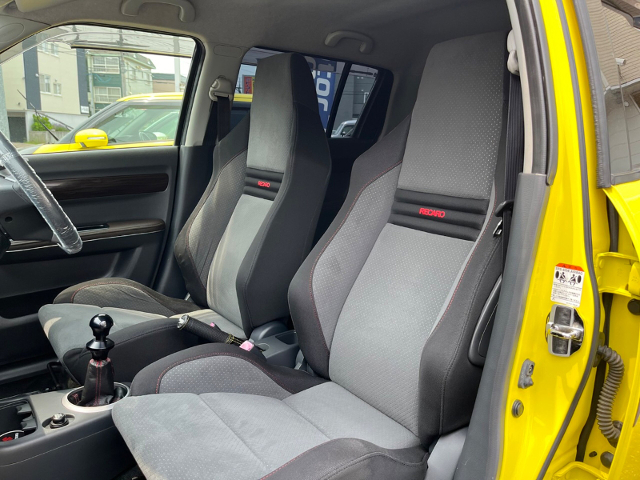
38,53,331,383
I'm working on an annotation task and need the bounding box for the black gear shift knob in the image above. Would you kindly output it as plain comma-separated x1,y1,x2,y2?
86,313,115,361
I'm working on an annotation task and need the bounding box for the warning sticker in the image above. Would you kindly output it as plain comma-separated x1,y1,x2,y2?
551,263,584,307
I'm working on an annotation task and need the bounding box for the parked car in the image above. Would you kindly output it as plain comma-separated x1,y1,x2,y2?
331,118,356,137
21,93,252,154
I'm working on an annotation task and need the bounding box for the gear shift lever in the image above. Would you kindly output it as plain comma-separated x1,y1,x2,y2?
78,313,125,406
86,313,115,360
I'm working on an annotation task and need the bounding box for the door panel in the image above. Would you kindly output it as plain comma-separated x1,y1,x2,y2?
0,146,178,376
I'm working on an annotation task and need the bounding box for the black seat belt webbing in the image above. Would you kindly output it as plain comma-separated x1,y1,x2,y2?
203,96,231,146
501,73,525,266
216,96,231,143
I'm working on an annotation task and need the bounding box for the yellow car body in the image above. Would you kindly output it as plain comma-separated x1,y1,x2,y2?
29,92,253,154
497,1,640,479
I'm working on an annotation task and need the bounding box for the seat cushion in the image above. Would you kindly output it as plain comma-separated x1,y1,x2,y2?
113,344,425,480
38,304,242,383
54,277,199,317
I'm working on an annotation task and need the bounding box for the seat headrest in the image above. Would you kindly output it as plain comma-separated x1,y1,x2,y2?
398,31,507,201
247,53,319,173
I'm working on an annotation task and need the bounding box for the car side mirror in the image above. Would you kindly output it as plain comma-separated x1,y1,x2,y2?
75,129,108,148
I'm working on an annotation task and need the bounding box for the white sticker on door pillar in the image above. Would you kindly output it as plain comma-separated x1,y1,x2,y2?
551,263,584,307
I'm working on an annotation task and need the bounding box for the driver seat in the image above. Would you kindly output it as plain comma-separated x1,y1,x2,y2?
38,53,331,383
112,31,509,480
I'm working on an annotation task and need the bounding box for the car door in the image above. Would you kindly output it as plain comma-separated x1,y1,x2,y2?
0,25,200,390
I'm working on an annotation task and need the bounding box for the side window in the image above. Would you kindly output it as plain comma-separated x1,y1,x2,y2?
238,48,379,137
331,65,378,138
585,0,640,183
0,25,195,155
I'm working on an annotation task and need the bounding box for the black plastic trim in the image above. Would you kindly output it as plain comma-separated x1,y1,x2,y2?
468,277,502,367
325,62,352,137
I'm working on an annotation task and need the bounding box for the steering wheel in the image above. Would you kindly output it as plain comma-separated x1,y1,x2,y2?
0,130,82,254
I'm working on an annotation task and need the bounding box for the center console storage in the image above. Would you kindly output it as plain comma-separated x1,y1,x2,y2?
0,388,133,479
0,399,36,442
253,330,300,367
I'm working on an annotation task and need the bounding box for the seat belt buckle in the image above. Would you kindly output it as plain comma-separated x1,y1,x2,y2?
493,200,514,237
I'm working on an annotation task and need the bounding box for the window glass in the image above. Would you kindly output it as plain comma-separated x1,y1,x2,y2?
585,0,640,183
331,65,377,138
0,25,195,155
239,48,378,136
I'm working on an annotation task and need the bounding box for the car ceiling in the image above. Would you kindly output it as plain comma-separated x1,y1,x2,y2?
1,0,510,142
1,0,509,72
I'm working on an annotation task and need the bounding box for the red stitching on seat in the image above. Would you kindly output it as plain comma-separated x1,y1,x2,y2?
308,161,403,355
155,352,295,394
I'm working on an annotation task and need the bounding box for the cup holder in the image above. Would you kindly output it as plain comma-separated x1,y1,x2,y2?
62,383,130,413
276,331,298,345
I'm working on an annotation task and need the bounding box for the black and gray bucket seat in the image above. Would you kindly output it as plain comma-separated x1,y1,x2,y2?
111,31,510,480
38,53,332,383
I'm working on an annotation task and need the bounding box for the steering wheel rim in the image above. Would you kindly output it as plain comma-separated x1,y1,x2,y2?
0,130,82,254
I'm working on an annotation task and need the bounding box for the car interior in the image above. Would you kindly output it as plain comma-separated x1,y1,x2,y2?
0,0,542,478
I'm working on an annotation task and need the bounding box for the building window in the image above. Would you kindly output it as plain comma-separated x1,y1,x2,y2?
53,82,62,96
37,43,58,55
92,56,120,74
39,74,51,94
94,86,122,103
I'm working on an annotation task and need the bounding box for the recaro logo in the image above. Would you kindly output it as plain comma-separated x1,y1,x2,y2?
419,208,445,218
257,181,271,188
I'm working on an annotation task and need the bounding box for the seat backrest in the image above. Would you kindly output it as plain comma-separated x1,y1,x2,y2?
289,32,508,446
175,53,331,336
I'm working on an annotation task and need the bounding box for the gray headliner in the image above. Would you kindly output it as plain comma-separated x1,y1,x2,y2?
0,0,510,142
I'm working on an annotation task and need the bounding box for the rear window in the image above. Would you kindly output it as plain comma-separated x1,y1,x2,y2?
238,48,379,137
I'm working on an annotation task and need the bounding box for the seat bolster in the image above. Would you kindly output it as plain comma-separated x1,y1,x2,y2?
418,198,504,445
237,100,331,334
260,438,427,480
130,343,326,396
54,277,199,317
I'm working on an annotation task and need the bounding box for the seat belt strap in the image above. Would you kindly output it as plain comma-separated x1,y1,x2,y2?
216,96,231,143
205,76,234,145
500,72,525,266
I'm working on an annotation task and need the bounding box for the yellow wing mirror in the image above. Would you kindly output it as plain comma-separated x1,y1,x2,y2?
75,129,108,148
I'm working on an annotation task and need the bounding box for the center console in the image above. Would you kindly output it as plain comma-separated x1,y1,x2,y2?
0,314,134,480
0,312,304,479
